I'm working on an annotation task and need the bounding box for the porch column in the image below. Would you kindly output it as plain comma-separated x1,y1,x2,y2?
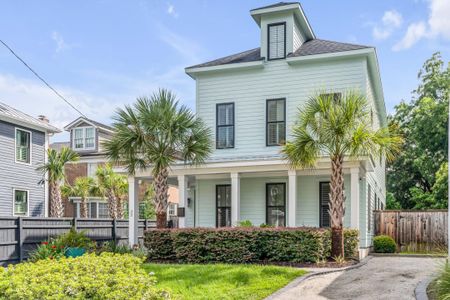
177,175,187,228
128,176,139,247
288,170,297,227
231,172,240,226
350,168,360,229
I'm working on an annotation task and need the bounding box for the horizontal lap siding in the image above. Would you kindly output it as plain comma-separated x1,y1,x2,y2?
197,58,366,160
0,120,46,217
296,175,351,227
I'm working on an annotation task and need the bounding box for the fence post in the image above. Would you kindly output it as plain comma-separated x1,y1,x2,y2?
17,217,23,262
112,219,117,245
73,218,78,231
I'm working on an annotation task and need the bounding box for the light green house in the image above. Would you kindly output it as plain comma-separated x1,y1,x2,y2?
128,2,387,257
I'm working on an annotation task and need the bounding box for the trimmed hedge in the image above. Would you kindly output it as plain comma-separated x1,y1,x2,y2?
144,227,359,263
373,235,397,253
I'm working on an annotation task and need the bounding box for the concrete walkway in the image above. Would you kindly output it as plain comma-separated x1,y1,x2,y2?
272,256,443,300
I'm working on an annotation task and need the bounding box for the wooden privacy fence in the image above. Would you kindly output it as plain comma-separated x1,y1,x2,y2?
0,217,156,264
374,210,447,252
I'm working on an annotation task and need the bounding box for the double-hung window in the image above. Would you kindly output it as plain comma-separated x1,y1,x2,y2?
14,189,28,216
15,129,31,164
73,127,96,150
266,183,286,227
266,99,286,146
216,185,231,227
268,23,286,60
216,103,234,149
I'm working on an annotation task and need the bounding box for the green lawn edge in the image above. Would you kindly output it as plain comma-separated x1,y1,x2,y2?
142,263,306,300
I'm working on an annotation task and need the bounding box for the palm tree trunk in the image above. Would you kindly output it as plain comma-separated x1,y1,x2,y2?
107,190,117,219
116,196,124,219
154,168,169,228
50,182,64,218
80,196,88,218
329,155,345,258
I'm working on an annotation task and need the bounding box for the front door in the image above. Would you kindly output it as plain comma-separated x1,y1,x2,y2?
216,185,231,227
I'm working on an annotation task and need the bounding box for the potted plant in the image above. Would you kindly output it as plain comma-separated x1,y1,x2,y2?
58,227,94,257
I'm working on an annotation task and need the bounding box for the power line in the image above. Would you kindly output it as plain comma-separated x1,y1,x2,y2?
0,39,86,118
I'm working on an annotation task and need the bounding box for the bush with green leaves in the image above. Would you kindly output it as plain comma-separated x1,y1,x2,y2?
373,235,397,253
145,228,359,263
57,227,95,249
0,253,168,299
237,220,253,227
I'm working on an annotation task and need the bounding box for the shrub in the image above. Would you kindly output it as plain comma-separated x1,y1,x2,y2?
144,227,359,264
0,253,168,299
29,240,66,262
57,227,95,249
434,262,450,299
237,220,253,227
373,235,397,253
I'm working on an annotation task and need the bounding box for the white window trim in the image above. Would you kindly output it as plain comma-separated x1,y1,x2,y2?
12,188,30,217
71,197,107,219
72,126,96,151
14,128,32,165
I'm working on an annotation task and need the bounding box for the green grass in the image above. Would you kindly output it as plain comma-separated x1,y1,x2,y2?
142,263,306,300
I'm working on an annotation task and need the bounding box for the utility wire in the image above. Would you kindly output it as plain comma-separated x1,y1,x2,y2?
0,39,87,118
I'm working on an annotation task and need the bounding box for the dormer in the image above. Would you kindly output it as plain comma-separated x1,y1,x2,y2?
64,117,114,154
250,2,315,60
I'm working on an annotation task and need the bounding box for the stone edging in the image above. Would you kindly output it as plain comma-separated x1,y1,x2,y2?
415,275,436,300
264,256,372,300
371,253,446,258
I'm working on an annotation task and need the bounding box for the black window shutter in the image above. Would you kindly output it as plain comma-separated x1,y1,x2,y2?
319,182,331,227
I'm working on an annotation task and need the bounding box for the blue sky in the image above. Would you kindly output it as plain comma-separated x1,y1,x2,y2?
0,0,449,141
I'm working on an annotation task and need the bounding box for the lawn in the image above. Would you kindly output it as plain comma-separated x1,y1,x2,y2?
142,263,306,300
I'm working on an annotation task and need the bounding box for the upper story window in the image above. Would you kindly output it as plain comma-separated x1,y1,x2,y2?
73,127,96,150
216,103,234,149
268,22,286,60
15,128,31,164
266,99,286,146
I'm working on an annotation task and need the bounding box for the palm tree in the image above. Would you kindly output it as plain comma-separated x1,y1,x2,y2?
95,164,119,219
112,174,128,219
61,177,96,218
282,92,402,257
37,147,79,217
104,89,212,228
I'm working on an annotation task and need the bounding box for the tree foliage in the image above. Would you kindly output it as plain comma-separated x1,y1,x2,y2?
387,52,449,209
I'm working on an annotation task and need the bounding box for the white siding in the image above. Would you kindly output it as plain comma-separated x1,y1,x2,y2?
197,57,366,160
293,20,306,52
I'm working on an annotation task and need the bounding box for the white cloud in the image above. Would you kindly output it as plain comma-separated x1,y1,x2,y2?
167,3,179,18
393,0,450,51
392,22,427,51
51,31,73,53
372,10,403,40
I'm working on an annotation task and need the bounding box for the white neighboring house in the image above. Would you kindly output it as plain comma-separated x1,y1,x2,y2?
0,102,60,217
128,2,386,257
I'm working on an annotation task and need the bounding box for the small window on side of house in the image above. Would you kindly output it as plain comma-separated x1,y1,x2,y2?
268,23,286,60
15,129,31,164
14,189,28,216
73,127,96,150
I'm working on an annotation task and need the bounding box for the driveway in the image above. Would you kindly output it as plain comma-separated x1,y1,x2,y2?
271,256,443,300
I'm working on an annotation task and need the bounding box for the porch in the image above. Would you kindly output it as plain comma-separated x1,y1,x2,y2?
126,158,369,247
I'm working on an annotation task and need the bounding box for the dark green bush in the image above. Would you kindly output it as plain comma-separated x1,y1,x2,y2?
144,227,359,263
373,235,397,253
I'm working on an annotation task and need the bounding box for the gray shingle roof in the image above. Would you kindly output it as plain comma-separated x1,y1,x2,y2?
64,116,114,132
250,2,299,11
187,48,261,69
289,39,371,57
186,39,371,70
0,101,61,132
